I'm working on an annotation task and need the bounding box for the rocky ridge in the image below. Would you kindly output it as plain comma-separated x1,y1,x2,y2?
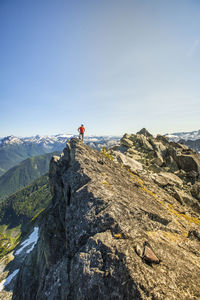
13,131,200,299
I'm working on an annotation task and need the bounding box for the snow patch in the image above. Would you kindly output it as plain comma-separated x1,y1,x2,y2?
0,227,39,292
0,279,6,292
0,269,19,291
15,227,39,255
4,269,19,286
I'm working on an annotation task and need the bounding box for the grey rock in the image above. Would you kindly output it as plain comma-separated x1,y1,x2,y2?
120,137,133,148
114,152,143,173
13,138,200,300
190,182,200,200
153,172,183,188
151,151,164,167
136,128,153,137
156,134,169,144
175,154,200,173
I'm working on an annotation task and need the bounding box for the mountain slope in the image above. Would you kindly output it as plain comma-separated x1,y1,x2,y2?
0,167,5,177
0,152,58,201
0,140,48,172
0,174,51,258
13,137,200,300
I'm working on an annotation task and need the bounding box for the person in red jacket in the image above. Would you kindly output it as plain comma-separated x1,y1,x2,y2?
78,124,85,141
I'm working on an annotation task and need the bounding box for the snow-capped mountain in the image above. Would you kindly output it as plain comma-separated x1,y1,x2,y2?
165,129,200,142
0,134,120,149
0,134,121,174
0,134,73,146
0,135,23,145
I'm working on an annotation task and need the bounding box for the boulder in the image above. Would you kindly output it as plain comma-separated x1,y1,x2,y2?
173,190,200,212
186,170,199,184
164,155,179,172
190,182,200,200
154,141,167,155
174,169,187,180
135,135,154,152
115,152,143,173
151,151,164,167
167,187,200,212
169,188,184,205
175,154,200,173
120,137,133,148
153,172,183,188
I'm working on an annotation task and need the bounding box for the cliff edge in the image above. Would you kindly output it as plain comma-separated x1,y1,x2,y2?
13,137,200,299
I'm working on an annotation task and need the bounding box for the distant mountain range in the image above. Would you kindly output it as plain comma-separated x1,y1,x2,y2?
165,129,200,153
0,134,120,176
1,131,200,176
165,129,200,142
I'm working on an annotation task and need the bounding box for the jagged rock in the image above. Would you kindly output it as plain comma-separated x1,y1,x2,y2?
190,182,200,200
153,172,183,188
114,152,143,173
174,169,187,180
164,155,179,172
130,135,154,152
151,151,164,167
178,191,200,212
0,291,12,300
169,188,184,205
137,128,153,137
175,154,200,173
168,187,200,212
120,137,133,148
13,138,200,300
49,155,62,195
186,170,199,184
188,229,200,242
156,134,169,144
149,139,167,155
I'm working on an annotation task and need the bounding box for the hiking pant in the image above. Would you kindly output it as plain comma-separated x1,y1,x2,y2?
79,133,84,141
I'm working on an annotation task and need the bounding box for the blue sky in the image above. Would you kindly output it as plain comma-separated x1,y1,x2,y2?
1,0,200,137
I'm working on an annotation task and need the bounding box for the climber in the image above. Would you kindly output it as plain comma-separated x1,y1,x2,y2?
78,124,85,142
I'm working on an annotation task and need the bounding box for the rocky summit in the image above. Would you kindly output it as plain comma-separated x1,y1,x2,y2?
13,131,200,300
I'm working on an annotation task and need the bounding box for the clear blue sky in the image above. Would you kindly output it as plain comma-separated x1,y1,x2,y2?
1,0,200,137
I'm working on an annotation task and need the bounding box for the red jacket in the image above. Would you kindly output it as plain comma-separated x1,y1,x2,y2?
79,126,85,134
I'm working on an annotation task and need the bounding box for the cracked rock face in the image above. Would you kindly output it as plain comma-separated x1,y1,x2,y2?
13,138,200,299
